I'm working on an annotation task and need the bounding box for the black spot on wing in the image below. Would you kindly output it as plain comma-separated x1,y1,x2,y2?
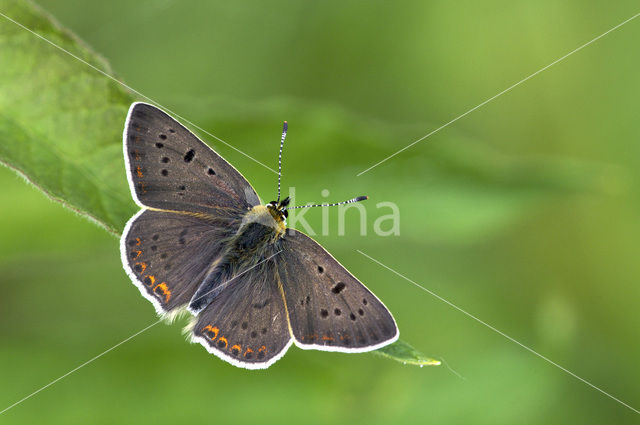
184,149,195,162
331,282,346,294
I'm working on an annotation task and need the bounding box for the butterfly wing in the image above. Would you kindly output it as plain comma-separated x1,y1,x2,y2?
276,229,399,352
121,102,260,314
190,257,292,369
123,102,261,213
121,208,242,314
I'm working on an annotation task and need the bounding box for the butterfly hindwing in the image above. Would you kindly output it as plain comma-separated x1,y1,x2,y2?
120,208,241,314
123,102,261,213
276,229,399,352
190,258,292,369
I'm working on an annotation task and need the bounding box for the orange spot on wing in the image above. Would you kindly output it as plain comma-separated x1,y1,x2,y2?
135,237,141,246
136,166,143,177
153,282,171,303
202,325,219,341
321,335,334,341
244,347,254,357
258,345,267,353
218,337,228,349
231,344,241,353
144,275,156,287
133,250,142,259
135,262,147,273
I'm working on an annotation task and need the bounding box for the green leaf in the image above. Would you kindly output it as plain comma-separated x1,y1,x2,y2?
373,340,441,367
0,0,136,234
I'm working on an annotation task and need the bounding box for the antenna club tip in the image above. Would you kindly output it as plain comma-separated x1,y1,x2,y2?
283,121,288,131
356,195,368,202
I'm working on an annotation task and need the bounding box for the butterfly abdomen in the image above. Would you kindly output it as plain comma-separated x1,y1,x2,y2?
188,206,282,314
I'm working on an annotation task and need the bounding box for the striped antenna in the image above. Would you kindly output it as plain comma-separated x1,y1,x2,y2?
276,121,288,203
284,196,368,210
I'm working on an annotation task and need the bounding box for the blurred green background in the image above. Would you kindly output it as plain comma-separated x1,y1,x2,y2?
1,0,639,423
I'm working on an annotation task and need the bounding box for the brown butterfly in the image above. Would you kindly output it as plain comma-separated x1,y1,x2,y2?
120,102,398,368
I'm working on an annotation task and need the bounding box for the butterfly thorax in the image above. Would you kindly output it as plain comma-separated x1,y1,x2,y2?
233,205,286,251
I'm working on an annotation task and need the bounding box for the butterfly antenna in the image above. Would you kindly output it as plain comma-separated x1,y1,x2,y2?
284,196,368,210
276,121,288,203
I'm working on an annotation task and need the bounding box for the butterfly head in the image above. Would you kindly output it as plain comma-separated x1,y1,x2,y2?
267,196,289,222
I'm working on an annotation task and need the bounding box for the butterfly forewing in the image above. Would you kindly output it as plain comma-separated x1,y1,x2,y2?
191,258,292,369
276,229,399,352
124,102,261,213
121,209,241,314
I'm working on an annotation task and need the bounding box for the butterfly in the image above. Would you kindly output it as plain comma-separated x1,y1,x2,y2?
120,102,399,369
